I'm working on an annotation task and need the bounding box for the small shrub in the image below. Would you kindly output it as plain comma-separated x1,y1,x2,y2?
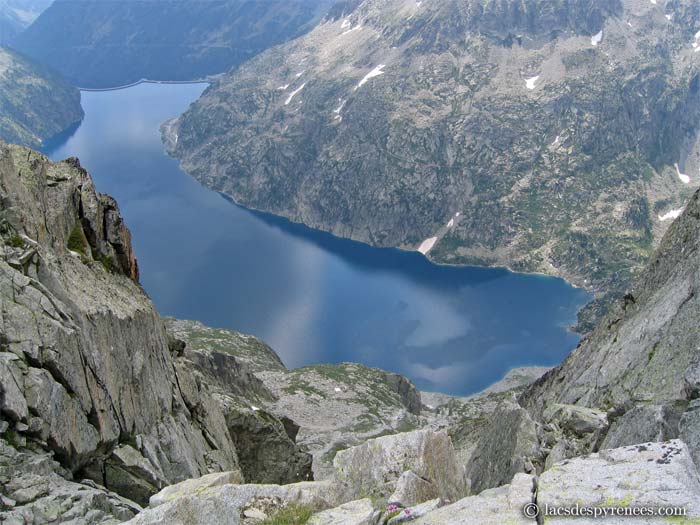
67,223,88,255
92,250,116,273
258,504,314,525
8,233,23,248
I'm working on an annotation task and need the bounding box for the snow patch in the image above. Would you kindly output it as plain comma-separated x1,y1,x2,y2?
250,406,259,412
665,14,672,21
418,237,438,255
333,99,346,121
277,84,289,91
355,64,385,90
334,387,342,393
658,208,683,221
675,163,690,184
551,135,561,146
342,24,362,36
446,219,454,228
591,30,603,46
525,75,539,90
650,0,657,4
341,19,351,29
285,83,306,105
693,31,700,51
295,71,304,78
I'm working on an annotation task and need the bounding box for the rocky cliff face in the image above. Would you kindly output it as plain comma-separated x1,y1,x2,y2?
13,0,336,88
507,188,700,475
0,46,83,148
0,143,243,518
167,0,700,328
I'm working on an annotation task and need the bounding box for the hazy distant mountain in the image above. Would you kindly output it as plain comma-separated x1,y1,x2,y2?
0,45,82,147
166,0,700,328
12,0,336,88
0,0,51,43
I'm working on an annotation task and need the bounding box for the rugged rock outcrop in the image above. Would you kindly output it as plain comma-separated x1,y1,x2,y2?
13,0,336,88
167,319,425,480
126,428,467,525
0,437,141,523
167,0,700,328
0,143,242,517
332,429,468,505
0,46,82,148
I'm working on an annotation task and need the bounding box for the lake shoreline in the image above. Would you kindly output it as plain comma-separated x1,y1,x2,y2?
44,81,590,396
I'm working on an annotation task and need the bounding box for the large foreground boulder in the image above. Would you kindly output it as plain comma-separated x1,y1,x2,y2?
412,473,534,525
126,480,337,525
0,438,140,524
538,440,700,523
465,402,540,493
333,429,468,505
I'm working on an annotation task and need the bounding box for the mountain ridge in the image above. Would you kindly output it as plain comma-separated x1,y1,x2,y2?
12,0,336,88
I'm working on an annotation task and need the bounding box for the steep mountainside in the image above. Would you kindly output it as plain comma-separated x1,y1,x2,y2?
12,0,335,88
472,188,700,493
0,46,82,147
167,0,700,327
0,0,51,43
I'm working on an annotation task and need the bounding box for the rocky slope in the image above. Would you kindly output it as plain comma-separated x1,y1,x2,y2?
513,187,700,473
0,46,83,148
0,0,51,43
12,0,336,88
167,0,700,328
0,142,248,519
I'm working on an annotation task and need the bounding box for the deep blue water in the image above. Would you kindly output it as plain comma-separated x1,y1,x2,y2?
44,82,589,395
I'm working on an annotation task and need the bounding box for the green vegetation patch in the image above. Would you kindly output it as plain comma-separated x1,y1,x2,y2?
67,222,88,256
258,504,314,525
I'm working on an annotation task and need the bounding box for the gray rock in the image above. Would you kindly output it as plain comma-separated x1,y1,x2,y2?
387,498,441,524
308,498,378,525
389,470,438,507
128,480,337,525
543,403,608,437
104,445,166,506
225,406,313,485
411,473,534,525
465,403,540,493
333,429,468,504
544,438,582,471
149,471,244,508
0,438,140,524
539,440,700,523
683,362,700,400
602,405,681,450
0,353,27,422
680,399,700,470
